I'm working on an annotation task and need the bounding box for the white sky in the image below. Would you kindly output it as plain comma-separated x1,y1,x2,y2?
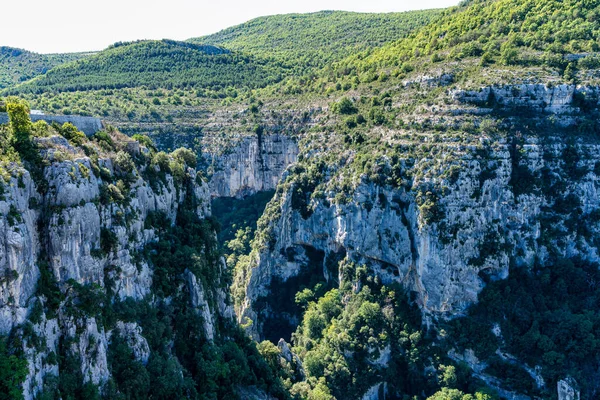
1,0,459,54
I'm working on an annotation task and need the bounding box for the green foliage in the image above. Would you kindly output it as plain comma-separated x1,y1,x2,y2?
130,134,153,150
107,330,151,399
3,98,46,190
211,190,275,245
36,259,62,318
145,206,219,298
111,297,286,398
6,97,32,145
100,227,118,255
0,47,87,90
8,40,288,95
2,10,439,130
0,337,28,400
327,0,600,86
191,10,442,73
427,387,494,400
171,147,197,167
331,97,358,115
291,267,432,399
64,281,106,322
450,258,600,398
288,162,326,219
258,245,330,343
54,122,86,146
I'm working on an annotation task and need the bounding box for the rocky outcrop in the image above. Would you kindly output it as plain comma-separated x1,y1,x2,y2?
558,377,580,400
113,322,150,365
0,132,218,399
360,383,387,400
239,135,600,338
451,84,600,115
207,134,298,198
0,169,41,334
186,270,216,341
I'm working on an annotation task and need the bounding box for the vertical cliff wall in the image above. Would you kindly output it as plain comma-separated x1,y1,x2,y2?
0,128,258,399
206,134,299,198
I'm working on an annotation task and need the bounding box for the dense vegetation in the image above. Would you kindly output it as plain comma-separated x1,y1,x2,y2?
191,10,443,73
1,10,440,129
5,40,290,95
275,261,497,399
97,205,286,400
0,47,88,90
211,190,275,245
451,258,600,399
262,0,600,96
358,0,600,68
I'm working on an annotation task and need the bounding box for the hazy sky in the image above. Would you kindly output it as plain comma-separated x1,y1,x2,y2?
2,0,459,54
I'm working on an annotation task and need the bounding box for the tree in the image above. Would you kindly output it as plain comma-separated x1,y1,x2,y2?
332,97,357,115
171,147,197,167
564,62,578,83
427,388,472,400
0,338,28,400
6,98,32,145
499,42,518,66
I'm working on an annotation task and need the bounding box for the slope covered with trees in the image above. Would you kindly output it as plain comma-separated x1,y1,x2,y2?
0,47,88,90
189,10,443,73
312,0,600,91
6,40,290,95
0,12,439,139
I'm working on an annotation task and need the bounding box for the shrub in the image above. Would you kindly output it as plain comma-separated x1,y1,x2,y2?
57,123,86,146
171,147,197,167
332,97,358,115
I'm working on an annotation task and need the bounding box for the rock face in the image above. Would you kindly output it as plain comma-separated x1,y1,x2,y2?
113,322,150,365
360,383,386,400
239,134,600,340
0,168,40,335
557,377,580,400
207,134,298,198
230,81,600,398
451,84,600,115
0,134,218,399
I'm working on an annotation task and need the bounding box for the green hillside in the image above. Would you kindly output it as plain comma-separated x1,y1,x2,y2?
6,40,291,95
331,0,600,83
1,11,440,133
0,47,88,90
190,10,443,72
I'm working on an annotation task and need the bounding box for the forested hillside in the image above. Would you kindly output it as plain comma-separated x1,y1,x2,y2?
6,40,289,95
302,0,600,93
190,10,443,72
0,10,438,146
0,47,89,90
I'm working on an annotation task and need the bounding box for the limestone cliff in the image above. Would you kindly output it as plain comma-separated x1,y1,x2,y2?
206,133,298,198
234,83,599,399
0,128,236,399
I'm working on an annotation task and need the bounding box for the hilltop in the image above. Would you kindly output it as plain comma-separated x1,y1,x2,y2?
321,0,600,89
190,10,443,72
6,40,288,95
1,11,439,145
